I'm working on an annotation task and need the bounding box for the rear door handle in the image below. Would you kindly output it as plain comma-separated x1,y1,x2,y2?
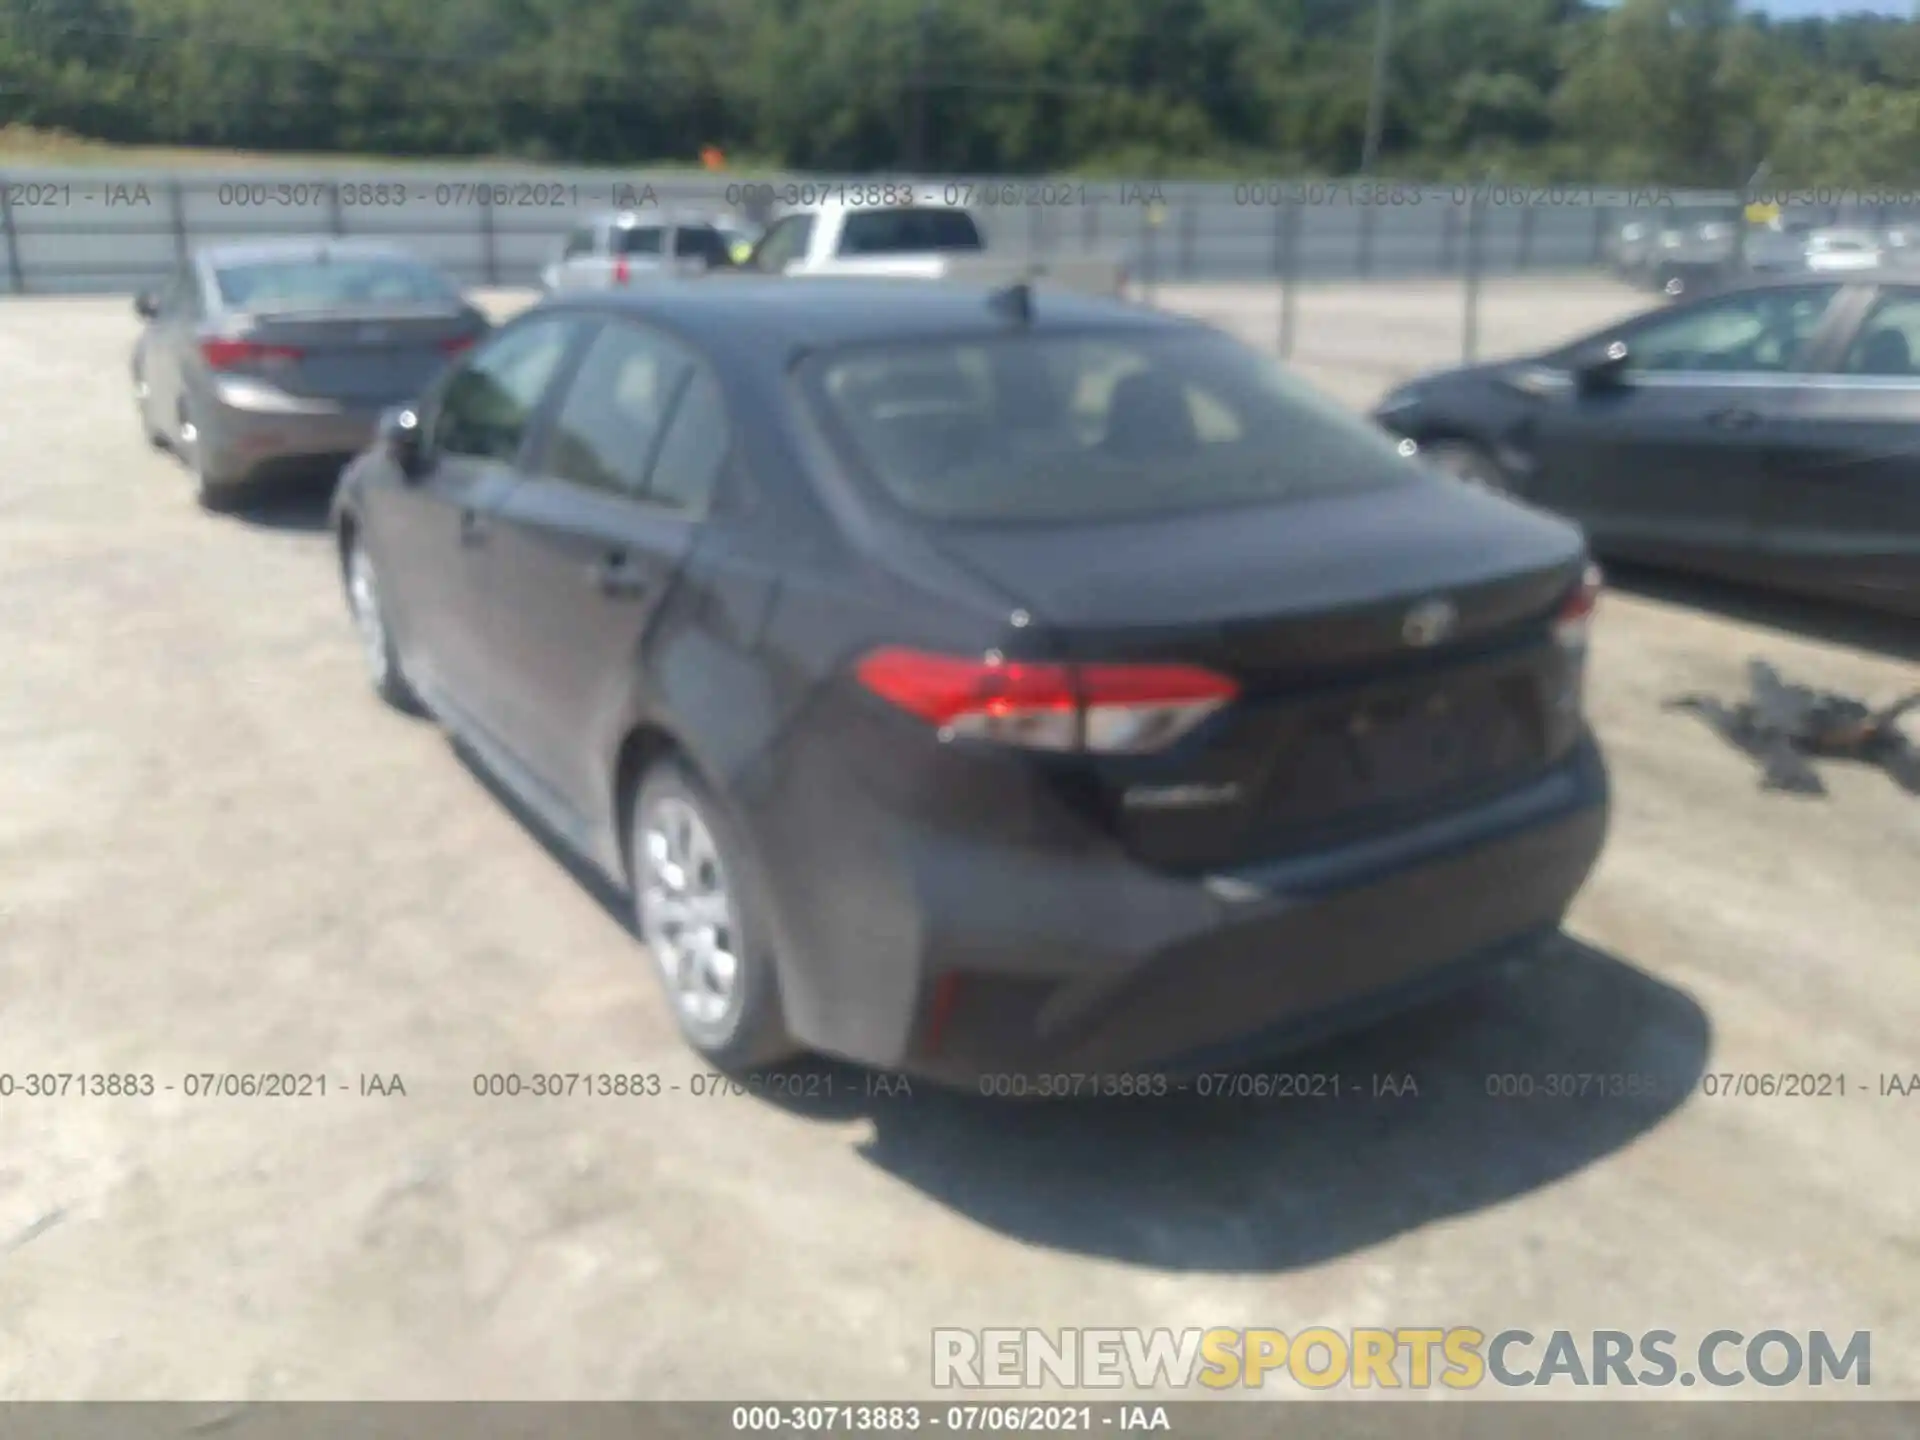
592,551,650,598
1707,406,1763,431
460,508,491,546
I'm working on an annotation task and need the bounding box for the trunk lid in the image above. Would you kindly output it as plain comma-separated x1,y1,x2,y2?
222,305,481,404
927,482,1592,871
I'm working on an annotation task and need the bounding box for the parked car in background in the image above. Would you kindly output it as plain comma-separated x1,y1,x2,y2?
1606,220,1657,282
1373,275,1920,618
133,239,489,510
330,278,1608,1083
1804,228,1885,274
747,197,1130,296
541,211,741,292
1642,218,1741,297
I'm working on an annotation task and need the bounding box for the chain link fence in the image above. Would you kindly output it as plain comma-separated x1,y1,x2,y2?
0,167,1760,388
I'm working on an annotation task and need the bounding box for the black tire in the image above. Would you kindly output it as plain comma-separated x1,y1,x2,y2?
342,535,425,714
1422,439,1515,495
630,758,797,1072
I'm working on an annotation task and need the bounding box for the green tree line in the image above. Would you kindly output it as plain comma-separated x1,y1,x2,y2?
3,0,1920,183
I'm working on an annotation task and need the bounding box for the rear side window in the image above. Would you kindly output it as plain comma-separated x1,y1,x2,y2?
805,331,1416,524
541,322,693,495
1840,292,1920,376
837,207,983,256
674,225,732,268
613,226,664,257
646,368,730,514
214,257,459,310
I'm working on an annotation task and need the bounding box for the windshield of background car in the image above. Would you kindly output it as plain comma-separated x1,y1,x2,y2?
803,330,1420,524
213,257,460,310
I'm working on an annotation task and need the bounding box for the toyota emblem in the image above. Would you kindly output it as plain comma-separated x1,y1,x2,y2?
1402,597,1458,648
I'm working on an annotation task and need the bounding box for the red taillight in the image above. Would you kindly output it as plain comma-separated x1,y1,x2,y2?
613,257,631,285
440,334,475,357
854,646,1239,753
199,338,302,371
1553,561,1604,650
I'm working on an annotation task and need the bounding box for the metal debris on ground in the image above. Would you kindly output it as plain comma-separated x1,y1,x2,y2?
1666,659,1920,797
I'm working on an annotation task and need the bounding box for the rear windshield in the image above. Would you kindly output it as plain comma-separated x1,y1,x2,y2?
804,331,1418,524
213,257,459,310
614,226,665,256
837,207,983,256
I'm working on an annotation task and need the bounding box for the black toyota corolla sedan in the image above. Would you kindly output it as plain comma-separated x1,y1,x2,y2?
1373,275,1920,618
331,278,1609,1085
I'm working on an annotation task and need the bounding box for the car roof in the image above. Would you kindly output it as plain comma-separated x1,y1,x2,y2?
1691,272,1890,296
194,238,422,267
585,210,729,229
536,278,1194,353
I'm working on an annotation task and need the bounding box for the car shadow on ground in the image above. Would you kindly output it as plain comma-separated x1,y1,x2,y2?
755,936,1709,1272
1607,561,1920,664
449,737,639,928
220,474,339,533
446,734,1711,1273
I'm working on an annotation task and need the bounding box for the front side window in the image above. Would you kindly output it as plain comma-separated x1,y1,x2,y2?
541,322,694,495
1614,286,1841,376
805,331,1417,524
432,316,577,462
613,226,665,257
646,367,730,514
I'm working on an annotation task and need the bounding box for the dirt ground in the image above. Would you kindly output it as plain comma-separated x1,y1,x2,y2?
0,282,1916,1401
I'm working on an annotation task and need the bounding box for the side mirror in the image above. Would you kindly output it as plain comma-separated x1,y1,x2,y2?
1573,339,1631,390
378,406,425,477
133,290,160,320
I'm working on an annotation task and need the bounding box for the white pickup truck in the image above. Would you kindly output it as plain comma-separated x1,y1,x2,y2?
743,198,1128,296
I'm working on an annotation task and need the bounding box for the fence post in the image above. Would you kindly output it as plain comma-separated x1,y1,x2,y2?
1277,201,1301,360
1440,202,1457,272
480,187,499,286
1179,194,1197,278
1083,200,1099,251
1357,196,1376,277
1139,203,1158,304
168,178,189,267
328,181,346,237
1028,198,1043,261
1517,203,1536,271
1590,204,1608,266
1463,192,1483,364
0,179,21,294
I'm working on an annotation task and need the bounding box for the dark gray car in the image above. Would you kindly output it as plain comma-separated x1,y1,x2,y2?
132,239,490,509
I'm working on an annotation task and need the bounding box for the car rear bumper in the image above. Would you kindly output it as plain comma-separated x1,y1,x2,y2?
763,738,1610,1086
196,383,386,483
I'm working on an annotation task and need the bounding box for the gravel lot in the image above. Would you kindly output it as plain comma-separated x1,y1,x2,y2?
1,281,1916,1401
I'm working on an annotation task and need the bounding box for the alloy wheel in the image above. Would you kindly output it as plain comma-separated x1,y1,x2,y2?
638,795,742,1035
346,543,392,690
